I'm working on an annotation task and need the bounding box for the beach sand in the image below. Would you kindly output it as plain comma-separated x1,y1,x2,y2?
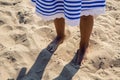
0,0,120,80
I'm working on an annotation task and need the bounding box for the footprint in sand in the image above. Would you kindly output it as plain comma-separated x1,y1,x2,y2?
16,10,32,24
10,33,30,46
0,51,17,63
90,52,112,70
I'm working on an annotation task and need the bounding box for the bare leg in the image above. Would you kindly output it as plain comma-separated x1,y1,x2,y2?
76,15,94,65
47,18,65,53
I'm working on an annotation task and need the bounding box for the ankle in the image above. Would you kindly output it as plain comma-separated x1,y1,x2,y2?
79,44,89,52
56,35,65,39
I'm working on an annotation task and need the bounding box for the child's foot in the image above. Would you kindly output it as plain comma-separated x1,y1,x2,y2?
47,36,64,53
74,48,88,66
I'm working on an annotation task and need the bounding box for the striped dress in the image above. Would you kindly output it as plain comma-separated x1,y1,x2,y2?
31,0,106,26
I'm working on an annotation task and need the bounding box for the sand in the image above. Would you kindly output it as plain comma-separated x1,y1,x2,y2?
0,0,120,80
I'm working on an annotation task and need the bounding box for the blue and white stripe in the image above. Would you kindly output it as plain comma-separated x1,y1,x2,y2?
31,0,106,26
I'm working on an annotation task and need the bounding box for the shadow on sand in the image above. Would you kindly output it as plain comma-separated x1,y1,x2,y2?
16,48,80,80
53,55,80,80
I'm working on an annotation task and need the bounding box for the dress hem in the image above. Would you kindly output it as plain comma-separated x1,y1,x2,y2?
31,1,105,26
35,8,105,26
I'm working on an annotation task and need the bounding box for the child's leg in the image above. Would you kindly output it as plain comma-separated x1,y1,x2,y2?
76,15,94,65
54,18,65,38
47,18,65,53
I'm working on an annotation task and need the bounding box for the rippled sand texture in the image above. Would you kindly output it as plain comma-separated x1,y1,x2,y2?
0,0,120,80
